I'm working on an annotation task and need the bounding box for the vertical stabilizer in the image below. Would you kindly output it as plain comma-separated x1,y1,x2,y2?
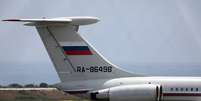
3,17,138,82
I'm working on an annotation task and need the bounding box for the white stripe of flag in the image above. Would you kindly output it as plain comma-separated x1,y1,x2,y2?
59,41,87,46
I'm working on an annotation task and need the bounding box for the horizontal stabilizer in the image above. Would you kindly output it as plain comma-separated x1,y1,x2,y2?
2,18,72,22
2,16,100,26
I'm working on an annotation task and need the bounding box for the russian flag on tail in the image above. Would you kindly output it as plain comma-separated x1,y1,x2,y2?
62,46,92,55
60,42,93,55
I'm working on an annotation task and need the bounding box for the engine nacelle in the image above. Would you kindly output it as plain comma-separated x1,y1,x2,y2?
91,84,162,101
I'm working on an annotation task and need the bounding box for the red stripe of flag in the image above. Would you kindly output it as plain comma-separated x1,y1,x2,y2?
65,50,92,55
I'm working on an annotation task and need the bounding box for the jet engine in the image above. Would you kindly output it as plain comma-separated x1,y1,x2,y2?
91,84,162,101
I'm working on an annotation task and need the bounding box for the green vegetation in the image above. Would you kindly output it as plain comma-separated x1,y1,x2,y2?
0,89,88,101
2,82,51,88
0,83,89,101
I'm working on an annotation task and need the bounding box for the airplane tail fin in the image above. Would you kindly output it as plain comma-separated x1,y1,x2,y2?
3,16,140,82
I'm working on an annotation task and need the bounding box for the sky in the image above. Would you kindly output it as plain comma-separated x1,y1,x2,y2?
0,0,201,85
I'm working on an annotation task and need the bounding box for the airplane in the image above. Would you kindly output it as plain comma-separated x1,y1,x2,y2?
3,16,201,101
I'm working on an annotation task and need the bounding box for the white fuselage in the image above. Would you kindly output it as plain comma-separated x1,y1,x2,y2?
58,77,201,101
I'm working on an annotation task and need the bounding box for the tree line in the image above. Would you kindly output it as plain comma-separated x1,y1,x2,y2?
0,82,52,88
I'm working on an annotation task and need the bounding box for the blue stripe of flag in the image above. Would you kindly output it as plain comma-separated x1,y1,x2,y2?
62,46,90,51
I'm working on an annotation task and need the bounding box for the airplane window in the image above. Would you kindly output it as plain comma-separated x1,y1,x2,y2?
170,88,173,91
191,88,193,91
176,88,178,91
180,88,183,91
186,88,188,91
196,88,199,91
